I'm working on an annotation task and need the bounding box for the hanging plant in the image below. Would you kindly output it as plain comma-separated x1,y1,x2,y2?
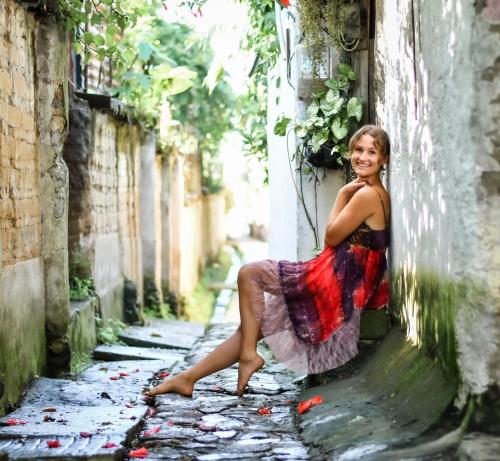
274,63,362,170
296,0,358,73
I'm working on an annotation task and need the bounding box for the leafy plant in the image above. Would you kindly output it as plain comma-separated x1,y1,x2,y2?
69,277,95,301
274,63,362,168
95,318,126,345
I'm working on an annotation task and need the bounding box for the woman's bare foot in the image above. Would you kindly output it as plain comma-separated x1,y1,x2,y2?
144,373,194,397
237,354,265,396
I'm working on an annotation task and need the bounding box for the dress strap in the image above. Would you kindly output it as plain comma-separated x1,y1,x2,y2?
373,188,389,228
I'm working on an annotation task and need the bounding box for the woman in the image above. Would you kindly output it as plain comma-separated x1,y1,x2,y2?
145,125,390,397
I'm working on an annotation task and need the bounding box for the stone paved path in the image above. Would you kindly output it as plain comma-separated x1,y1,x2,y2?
134,322,310,460
0,319,311,460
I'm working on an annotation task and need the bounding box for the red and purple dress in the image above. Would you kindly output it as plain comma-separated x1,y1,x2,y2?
256,220,389,375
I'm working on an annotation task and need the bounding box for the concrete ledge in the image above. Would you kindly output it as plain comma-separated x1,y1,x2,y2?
298,329,457,459
68,298,97,368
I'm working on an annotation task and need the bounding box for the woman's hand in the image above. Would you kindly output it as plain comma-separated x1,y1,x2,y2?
339,178,366,201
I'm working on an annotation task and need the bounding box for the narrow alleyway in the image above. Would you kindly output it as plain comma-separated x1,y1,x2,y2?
0,241,313,460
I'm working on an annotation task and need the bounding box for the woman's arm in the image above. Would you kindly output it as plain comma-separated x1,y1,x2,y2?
324,185,378,247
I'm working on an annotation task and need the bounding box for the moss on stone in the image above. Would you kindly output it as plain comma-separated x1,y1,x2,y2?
391,269,484,384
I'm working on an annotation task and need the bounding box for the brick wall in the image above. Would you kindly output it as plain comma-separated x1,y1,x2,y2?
0,0,40,268
64,98,145,319
0,0,53,415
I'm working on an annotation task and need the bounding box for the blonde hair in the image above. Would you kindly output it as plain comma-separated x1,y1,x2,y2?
348,125,390,158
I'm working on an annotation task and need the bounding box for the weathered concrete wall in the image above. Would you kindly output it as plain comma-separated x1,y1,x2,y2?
375,0,500,395
201,192,226,266
165,151,205,299
117,124,143,299
36,16,70,375
179,153,203,295
0,0,70,411
139,133,162,307
64,97,145,321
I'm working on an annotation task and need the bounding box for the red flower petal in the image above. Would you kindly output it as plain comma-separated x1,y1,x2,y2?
80,432,92,438
166,420,174,426
257,407,271,415
119,372,128,377
6,418,27,426
102,442,117,449
157,372,170,378
109,376,118,381
280,0,291,8
297,400,312,415
143,431,151,437
150,426,161,433
310,395,324,406
130,447,149,458
47,440,61,448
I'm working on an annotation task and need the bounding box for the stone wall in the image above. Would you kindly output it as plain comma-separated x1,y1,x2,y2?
0,0,69,412
64,96,144,321
375,0,500,396
201,192,226,266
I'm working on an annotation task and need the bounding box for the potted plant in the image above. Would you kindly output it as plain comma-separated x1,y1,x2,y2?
274,63,362,170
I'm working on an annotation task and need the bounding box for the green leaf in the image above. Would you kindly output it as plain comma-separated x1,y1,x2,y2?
90,14,102,26
311,130,329,153
136,74,151,89
273,116,291,136
94,34,105,46
306,100,319,118
331,118,348,140
325,89,339,103
138,41,154,61
347,97,363,122
83,32,94,45
337,63,357,81
295,124,307,138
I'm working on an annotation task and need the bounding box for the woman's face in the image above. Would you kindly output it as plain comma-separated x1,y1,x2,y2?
350,134,387,178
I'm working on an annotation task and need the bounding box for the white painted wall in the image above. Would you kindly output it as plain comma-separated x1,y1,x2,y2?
376,0,500,395
268,7,345,262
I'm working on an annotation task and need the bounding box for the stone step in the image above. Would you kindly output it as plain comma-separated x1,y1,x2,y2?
93,344,184,363
0,435,124,460
143,319,206,338
119,319,204,350
0,360,171,460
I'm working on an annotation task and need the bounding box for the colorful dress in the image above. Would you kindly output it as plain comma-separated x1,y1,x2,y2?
254,197,389,375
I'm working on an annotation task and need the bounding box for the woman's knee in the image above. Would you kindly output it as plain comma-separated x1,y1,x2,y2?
237,263,258,285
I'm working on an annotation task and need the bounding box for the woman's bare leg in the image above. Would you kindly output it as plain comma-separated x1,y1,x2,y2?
236,264,265,396
145,263,268,397
145,329,242,397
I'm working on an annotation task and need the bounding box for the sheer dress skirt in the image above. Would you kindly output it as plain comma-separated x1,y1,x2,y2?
243,258,362,376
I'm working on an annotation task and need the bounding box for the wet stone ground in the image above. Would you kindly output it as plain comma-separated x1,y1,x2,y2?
135,323,311,460
0,321,312,460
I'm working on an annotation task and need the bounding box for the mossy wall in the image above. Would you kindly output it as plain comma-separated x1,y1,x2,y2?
377,0,500,396
391,269,477,384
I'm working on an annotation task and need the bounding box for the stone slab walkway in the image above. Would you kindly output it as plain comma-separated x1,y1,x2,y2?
0,316,310,460
132,322,310,460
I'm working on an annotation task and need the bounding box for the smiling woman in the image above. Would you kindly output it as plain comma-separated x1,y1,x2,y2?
144,125,391,397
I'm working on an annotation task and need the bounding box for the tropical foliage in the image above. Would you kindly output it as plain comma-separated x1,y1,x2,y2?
237,0,283,183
